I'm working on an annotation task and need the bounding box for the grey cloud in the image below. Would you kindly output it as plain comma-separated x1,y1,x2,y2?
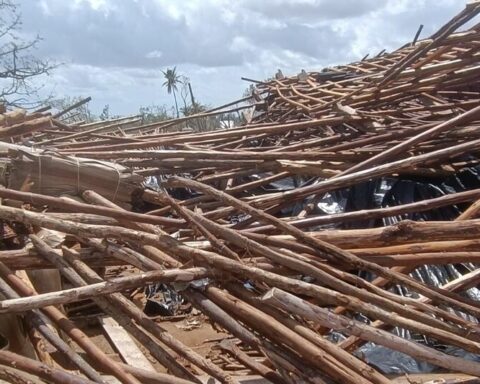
18,0,381,70
15,0,465,114
241,0,385,23
21,1,244,68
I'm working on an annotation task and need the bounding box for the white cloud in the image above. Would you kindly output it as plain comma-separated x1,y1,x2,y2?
14,0,472,114
146,50,163,59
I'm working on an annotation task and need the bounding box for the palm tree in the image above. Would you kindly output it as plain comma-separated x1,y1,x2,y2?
161,67,181,117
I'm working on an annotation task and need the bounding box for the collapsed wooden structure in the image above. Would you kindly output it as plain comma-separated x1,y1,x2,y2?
1,2,480,383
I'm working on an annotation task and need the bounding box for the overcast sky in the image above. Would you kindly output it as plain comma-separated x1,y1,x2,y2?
17,0,464,116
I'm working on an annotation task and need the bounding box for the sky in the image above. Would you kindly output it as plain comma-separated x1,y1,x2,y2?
15,0,465,116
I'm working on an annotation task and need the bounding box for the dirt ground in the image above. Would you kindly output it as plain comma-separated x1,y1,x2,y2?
67,310,229,374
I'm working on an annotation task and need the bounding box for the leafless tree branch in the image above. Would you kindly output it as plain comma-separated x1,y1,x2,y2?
0,0,57,108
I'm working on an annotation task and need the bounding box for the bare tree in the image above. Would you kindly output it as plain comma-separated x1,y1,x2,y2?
0,1,55,108
49,96,94,124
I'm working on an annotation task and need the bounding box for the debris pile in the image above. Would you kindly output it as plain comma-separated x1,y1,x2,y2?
0,3,480,384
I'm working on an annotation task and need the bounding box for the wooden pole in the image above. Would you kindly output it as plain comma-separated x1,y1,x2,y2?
262,288,480,377
0,350,97,384
0,262,210,313
0,261,141,384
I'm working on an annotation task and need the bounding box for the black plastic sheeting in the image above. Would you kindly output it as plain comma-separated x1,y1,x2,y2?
146,167,480,374
250,167,480,374
317,168,480,374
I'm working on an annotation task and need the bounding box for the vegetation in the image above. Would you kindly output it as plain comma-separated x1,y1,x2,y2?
49,96,94,123
0,0,55,108
0,3,240,132
161,67,181,118
99,104,110,120
138,104,171,124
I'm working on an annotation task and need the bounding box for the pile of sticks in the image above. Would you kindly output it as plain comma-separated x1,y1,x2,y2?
0,2,480,384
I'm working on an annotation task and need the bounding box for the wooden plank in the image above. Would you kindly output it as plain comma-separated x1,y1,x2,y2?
100,316,155,372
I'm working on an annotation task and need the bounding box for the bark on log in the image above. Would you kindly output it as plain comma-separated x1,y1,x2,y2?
0,350,97,384
0,259,209,313
0,261,141,384
261,288,480,377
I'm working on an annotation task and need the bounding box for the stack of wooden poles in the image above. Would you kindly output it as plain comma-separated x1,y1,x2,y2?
0,2,480,384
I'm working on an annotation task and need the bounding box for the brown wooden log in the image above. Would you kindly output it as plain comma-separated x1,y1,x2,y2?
361,251,480,266
350,239,480,257
457,196,480,220
119,363,198,384
342,103,480,175
0,261,141,384
0,117,53,138
165,177,480,317
262,288,480,377
0,363,45,384
0,350,96,384
0,277,106,382
245,187,480,233
0,187,182,227
0,247,122,270
252,219,480,250
206,287,371,384
56,244,237,384
219,340,289,384
0,260,210,313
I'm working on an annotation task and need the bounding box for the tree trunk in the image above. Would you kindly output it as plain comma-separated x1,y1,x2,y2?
173,90,180,118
